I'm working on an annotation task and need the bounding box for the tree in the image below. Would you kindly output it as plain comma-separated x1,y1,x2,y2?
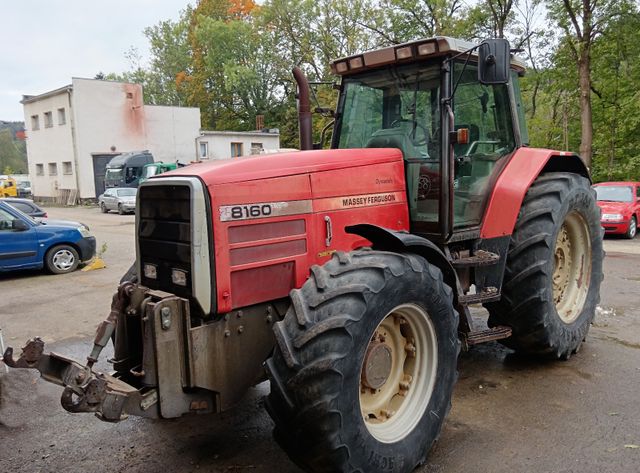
547,0,624,168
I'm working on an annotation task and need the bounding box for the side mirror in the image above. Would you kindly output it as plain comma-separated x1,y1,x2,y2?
478,39,510,85
12,219,30,231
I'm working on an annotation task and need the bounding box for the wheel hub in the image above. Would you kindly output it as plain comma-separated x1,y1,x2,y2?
552,211,592,323
361,341,393,390
359,304,438,443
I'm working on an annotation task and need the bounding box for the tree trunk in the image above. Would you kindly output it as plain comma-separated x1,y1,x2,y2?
578,50,593,168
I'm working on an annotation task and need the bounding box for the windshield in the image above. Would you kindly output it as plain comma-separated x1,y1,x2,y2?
143,165,159,178
18,181,30,188
335,62,441,160
117,188,137,197
595,186,633,202
105,167,124,180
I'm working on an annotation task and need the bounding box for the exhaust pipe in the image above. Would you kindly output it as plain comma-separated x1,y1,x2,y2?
293,67,312,151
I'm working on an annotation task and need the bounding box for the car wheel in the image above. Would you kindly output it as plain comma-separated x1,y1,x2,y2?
100,202,108,213
118,203,125,215
45,245,80,274
625,216,637,239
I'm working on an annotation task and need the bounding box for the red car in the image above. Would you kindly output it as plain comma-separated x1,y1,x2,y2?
593,181,640,239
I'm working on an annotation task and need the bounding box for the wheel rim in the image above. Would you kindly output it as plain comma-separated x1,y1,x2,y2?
53,249,75,271
552,211,592,323
630,218,637,238
359,303,438,443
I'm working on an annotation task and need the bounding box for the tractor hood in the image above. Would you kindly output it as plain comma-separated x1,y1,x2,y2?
158,148,403,185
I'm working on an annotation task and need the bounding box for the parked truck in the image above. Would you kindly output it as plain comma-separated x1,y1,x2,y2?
139,161,182,184
104,150,154,189
4,37,603,473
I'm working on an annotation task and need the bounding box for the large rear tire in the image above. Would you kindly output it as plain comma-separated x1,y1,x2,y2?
486,172,603,358
265,250,459,473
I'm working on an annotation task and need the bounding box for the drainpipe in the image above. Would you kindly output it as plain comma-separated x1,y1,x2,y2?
293,67,312,151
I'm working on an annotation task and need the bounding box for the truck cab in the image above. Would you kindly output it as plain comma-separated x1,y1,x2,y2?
105,151,154,189
0,176,18,197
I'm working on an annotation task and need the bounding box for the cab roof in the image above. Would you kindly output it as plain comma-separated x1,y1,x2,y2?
330,36,526,76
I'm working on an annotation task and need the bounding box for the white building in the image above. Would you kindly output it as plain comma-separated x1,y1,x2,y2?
196,130,280,160
21,78,201,200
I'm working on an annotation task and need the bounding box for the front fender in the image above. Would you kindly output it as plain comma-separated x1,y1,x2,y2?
346,224,461,305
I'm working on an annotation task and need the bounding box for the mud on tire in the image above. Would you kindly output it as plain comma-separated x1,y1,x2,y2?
265,250,459,473
486,172,604,359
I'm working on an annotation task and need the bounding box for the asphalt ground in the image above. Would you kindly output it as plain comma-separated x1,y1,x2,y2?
1,206,639,473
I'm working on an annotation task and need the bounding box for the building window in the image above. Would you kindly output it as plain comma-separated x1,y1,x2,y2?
36,164,44,176
199,142,208,159
44,111,53,128
58,108,66,125
231,142,243,158
48,162,57,176
31,115,40,131
250,142,263,155
62,161,73,175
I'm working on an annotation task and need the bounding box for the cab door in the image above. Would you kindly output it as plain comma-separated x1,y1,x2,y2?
0,206,38,269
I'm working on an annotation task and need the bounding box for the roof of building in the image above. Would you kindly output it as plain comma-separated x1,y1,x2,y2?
199,129,280,137
21,84,72,104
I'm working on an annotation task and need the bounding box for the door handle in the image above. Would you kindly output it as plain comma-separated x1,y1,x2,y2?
324,216,333,247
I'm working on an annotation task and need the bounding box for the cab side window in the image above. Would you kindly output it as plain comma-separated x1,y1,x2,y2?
0,208,17,231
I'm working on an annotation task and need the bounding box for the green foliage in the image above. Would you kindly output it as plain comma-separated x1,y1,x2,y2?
107,0,640,174
0,127,27,174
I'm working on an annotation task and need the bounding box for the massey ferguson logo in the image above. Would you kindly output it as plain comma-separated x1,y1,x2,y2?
341,193,397,207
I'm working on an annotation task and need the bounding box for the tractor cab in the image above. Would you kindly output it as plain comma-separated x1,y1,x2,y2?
329,37,527,240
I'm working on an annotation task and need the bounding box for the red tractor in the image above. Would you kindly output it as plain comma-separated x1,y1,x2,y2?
4,37,602,473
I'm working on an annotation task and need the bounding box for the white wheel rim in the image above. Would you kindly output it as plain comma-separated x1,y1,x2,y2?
630,218,636,237
552,211,592,323
53,249,75,271
359,303,438,443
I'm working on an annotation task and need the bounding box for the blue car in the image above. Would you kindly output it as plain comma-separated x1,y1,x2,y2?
0,200,96,274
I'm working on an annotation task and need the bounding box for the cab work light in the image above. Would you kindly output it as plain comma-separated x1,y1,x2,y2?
144,263,157,279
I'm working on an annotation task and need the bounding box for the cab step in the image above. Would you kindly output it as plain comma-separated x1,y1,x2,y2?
451,250,500,268
466,325,512,346
458,286,500,304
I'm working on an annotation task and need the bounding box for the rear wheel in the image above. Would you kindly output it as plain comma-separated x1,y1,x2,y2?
486,172,603,358
265,251,459,473
45,245,79,274
625,215,637,239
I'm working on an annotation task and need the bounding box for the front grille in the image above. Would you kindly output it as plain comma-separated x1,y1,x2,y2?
138,184,192,299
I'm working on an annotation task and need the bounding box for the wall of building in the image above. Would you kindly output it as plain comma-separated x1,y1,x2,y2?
145,106,201,164
70,79,201,198
22,91,75,198
196,131,280,160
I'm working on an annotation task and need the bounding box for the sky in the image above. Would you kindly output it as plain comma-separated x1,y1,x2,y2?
0,0,192,122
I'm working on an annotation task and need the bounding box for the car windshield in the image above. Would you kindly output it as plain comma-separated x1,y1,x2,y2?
143,165,159,178
106,167,124,180
18,181,30,188
595,186,633,202
116,188,137,197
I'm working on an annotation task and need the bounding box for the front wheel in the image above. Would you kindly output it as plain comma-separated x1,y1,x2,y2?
486,172,604,358
100,202,108,213
265,251,459,473
625,216,637,239
45,245,79,274
117,203,125,215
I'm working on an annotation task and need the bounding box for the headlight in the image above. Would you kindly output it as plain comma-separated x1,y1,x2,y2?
144,263,157,279
78,225,91,237
171,269,188,286
602,213,623,221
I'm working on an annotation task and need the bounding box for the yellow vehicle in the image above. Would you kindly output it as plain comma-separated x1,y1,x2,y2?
0,176,18,197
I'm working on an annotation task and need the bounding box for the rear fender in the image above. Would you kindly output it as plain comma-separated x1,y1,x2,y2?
346,224,461,307
481,148,590,239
